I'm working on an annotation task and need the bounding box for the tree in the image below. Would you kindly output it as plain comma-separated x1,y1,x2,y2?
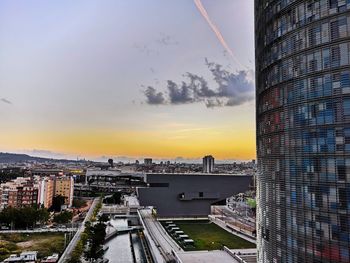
112,192,122,204
53,211,73,224
22,206,37,228
50,195,66,212
37,208,50,223
0,206,49,229
72,198,87,208
98,214,109,223
84,222,106,261
103,192,122,204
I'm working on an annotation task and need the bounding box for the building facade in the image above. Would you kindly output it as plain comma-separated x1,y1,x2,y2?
0,178,38,209
54,176,74,207
203,155,215,173
256,1,350,262
144,158,153,165
138,173,252,217
38,177,54,208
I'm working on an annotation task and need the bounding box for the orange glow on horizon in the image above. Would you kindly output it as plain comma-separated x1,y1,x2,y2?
0,127,256,160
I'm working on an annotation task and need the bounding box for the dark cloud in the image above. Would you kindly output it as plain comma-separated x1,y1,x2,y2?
185,73,216,98
167,80,195,104
157,33,179,46
1,98,12,105
133,43,159,56
143,60,254,108
144,86,166,105
205,98,223,108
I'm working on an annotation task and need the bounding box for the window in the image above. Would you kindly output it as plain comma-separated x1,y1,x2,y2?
331,46,340,67
330,20,339,40
337,160,346,180
149,183,169,187
338,188,348,209
343,99,350,115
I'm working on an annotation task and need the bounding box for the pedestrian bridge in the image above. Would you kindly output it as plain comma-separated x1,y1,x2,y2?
100,206,139,215
104,226,143,242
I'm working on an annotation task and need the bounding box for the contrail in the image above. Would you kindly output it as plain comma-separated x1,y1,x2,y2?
193,0,245,69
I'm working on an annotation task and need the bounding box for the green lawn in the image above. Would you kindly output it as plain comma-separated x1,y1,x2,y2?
0,233,65,261
162,220,255,251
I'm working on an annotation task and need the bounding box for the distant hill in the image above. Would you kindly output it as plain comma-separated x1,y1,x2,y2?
0,152,78,163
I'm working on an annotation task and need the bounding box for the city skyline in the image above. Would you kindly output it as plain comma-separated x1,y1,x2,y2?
0,0,255,161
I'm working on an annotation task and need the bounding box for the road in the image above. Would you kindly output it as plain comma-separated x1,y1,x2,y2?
0,228,78,233
139,208,182,262
58,197,100,263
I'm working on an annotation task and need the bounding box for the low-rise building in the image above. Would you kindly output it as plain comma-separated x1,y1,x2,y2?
3,251,37,263
137,173,252,217
0,178,38,210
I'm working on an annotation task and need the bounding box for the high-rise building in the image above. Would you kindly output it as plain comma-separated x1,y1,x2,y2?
38,177,54,209
256,1,350,262
54,176,74,207
202,155,214,173
144,158,153,165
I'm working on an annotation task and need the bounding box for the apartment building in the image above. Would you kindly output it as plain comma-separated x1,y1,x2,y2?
0,178,38,209
54,176,74,207
37,177,54,209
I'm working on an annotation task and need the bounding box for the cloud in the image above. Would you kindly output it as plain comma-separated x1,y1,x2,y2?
144,86,166,105
167,80,195,104
1,98,12,105
205,98,223,108
142,60,254,108
157,33,179,46
30,149,66,157
132,43,159,56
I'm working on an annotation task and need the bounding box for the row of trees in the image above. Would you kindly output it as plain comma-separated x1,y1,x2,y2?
53,211,73,224
84,218,107,260
0,195,75,228
67,198,106,263
50,195,66,212
103,192,122,205
0,205,49,229
72,198,87,209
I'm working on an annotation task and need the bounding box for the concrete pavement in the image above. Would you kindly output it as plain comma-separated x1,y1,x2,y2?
139,208,182,262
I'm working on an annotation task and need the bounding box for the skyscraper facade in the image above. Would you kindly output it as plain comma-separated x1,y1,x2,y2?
203,155,215,173
255,1,350,262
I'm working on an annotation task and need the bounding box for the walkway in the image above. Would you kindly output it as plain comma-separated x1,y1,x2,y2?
58,197,100,263
139,208,182,262
0,228,78,233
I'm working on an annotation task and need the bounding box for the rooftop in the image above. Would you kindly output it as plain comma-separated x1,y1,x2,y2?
147,173,249,177
176,250,236,263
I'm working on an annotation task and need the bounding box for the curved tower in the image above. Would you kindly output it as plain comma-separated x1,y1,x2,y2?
255,1,350,262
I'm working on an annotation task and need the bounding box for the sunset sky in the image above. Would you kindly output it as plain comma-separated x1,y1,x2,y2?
0,0,255,162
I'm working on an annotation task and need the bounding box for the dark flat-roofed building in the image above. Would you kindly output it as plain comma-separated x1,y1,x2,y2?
137,173,252,217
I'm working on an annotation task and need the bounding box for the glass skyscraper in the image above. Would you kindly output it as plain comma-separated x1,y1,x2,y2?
255,0,350,262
